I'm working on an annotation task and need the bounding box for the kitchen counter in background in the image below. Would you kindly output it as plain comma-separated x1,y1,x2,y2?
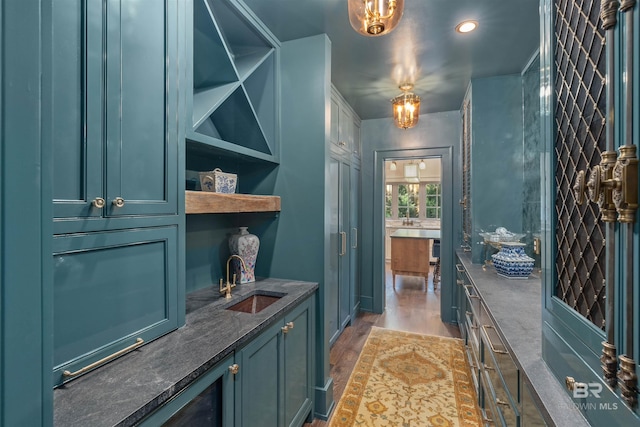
54,278,318,427
456,250,589,427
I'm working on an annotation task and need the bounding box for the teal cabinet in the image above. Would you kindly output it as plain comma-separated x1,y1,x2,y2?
52,0,180,228
50,0,183,387
236,297,314,427
138,355,235,427
328,86,362,346
52,226,179,386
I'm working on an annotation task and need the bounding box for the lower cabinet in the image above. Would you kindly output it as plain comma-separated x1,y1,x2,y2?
236,298,314,427
455,255,546,427
138,294,314,427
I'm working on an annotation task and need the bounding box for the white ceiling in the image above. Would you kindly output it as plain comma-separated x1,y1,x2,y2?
241,0,540,120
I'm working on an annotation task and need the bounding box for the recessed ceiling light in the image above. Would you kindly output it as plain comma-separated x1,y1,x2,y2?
455,20,478,33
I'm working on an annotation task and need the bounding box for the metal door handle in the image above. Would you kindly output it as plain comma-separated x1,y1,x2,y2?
352,228,358,249
340,231,346,256
63,338,144,378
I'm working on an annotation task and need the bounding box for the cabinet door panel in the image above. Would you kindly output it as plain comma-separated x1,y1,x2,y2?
52,0,102,219
52,226,178,386
236,321,282,427
106,0,177,216
284,302,312,427
328,157,340,344
350,165,360,315
339,161,351,330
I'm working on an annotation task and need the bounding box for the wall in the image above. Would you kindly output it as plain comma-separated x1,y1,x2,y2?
469,74,525,263
522,53,542,266
360,111,462,317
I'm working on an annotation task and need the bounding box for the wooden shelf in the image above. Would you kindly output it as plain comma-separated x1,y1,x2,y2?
185,190,281,214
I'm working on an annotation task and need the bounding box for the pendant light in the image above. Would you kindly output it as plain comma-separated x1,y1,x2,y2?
392,83,420,129
348,0,404,36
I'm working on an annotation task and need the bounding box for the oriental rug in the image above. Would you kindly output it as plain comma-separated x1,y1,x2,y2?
328,327,482,427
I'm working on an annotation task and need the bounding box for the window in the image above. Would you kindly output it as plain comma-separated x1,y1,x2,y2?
385,184,392,218
425,184,441,219
397,184,419,218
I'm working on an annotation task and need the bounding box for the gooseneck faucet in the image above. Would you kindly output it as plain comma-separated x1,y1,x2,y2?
220,254,247,299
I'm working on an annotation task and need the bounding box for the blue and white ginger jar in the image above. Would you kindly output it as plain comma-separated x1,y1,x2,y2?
491,242,534,279
229,227,259,283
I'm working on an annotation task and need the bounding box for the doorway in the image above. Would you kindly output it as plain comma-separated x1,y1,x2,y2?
372,147,456,324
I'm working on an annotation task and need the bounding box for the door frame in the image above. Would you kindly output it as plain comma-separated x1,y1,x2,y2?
372,146,456,322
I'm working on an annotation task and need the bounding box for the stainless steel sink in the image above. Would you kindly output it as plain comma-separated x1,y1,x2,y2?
226,293,283,314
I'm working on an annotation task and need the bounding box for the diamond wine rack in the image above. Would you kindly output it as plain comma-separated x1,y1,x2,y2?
188,0,279,163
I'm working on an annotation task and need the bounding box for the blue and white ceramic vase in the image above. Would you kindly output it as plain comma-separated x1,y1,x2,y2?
491,242,535,279
229,227,259,283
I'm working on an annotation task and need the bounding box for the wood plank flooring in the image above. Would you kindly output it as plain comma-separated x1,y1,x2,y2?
306,263,460,426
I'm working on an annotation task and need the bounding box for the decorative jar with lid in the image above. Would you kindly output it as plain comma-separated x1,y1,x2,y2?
491,242,535,279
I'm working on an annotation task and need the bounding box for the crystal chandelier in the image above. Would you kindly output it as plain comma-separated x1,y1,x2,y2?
347,0,404,36
392,84,420,129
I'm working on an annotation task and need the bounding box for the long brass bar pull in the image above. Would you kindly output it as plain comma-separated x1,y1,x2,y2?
63,338,144,378
618,0,638,408
339,231,346,256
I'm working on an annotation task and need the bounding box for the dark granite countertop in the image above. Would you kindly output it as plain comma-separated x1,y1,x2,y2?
53,278,318,427
456,250,589,427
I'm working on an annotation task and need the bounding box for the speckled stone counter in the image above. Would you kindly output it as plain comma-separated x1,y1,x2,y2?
53,278,318,427
456,250,589,427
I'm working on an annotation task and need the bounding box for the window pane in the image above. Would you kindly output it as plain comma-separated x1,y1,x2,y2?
385,184,392,218
425,184,441,219
398,184,419,218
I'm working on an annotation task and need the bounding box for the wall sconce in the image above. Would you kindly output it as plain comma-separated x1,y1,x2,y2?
392,83,420,130
390,161,397,171
419,159,426,170
348,0,404,36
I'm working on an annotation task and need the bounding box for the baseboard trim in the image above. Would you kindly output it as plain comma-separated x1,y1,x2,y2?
313,377,335,420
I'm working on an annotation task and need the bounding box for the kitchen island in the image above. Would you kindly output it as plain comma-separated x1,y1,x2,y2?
390,228,441,287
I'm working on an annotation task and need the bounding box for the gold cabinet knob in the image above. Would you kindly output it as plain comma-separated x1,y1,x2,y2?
92,197,106,208
112,197,125,208
496,398,510,407
286,321,294,330
228,364,239,375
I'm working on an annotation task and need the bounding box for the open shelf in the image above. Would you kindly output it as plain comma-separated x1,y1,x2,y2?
185,190,281,214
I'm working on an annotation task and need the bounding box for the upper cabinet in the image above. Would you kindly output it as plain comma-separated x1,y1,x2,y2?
330,86,361,163
188,0,280,163
52,0,180,230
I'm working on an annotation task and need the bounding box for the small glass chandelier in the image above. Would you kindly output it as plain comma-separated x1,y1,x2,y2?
392,83,420,130
348,0,404,36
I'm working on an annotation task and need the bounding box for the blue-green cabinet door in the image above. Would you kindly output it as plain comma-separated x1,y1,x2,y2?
349,163,361,317
104,0,179,218
328,156,341,345
339,161,351,331
52,0,179,226
284,298,314,427
235,320,283,427
52,226,179,387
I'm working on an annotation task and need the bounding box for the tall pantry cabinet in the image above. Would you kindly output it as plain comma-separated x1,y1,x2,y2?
50,0,184,387
328,86,361,345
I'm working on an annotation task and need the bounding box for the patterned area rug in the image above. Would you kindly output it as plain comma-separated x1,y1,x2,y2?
329,327,482,427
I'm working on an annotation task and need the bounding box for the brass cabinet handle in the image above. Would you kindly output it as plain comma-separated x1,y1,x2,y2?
483,363,494,371
352,228,358,249
229,364,239,375
339,231,346,256
92,197,106,208
496,398,510,407
482,325,509,354
455,264,465,273
112,197,125,208
282,325,290,334
465,285,480,299
286,321,294,330
63,338,144,378
456,279,464,286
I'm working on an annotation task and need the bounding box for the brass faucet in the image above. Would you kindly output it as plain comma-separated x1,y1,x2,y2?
220,254,248,299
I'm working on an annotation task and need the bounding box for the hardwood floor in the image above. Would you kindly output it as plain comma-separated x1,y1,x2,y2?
306,263,460,426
